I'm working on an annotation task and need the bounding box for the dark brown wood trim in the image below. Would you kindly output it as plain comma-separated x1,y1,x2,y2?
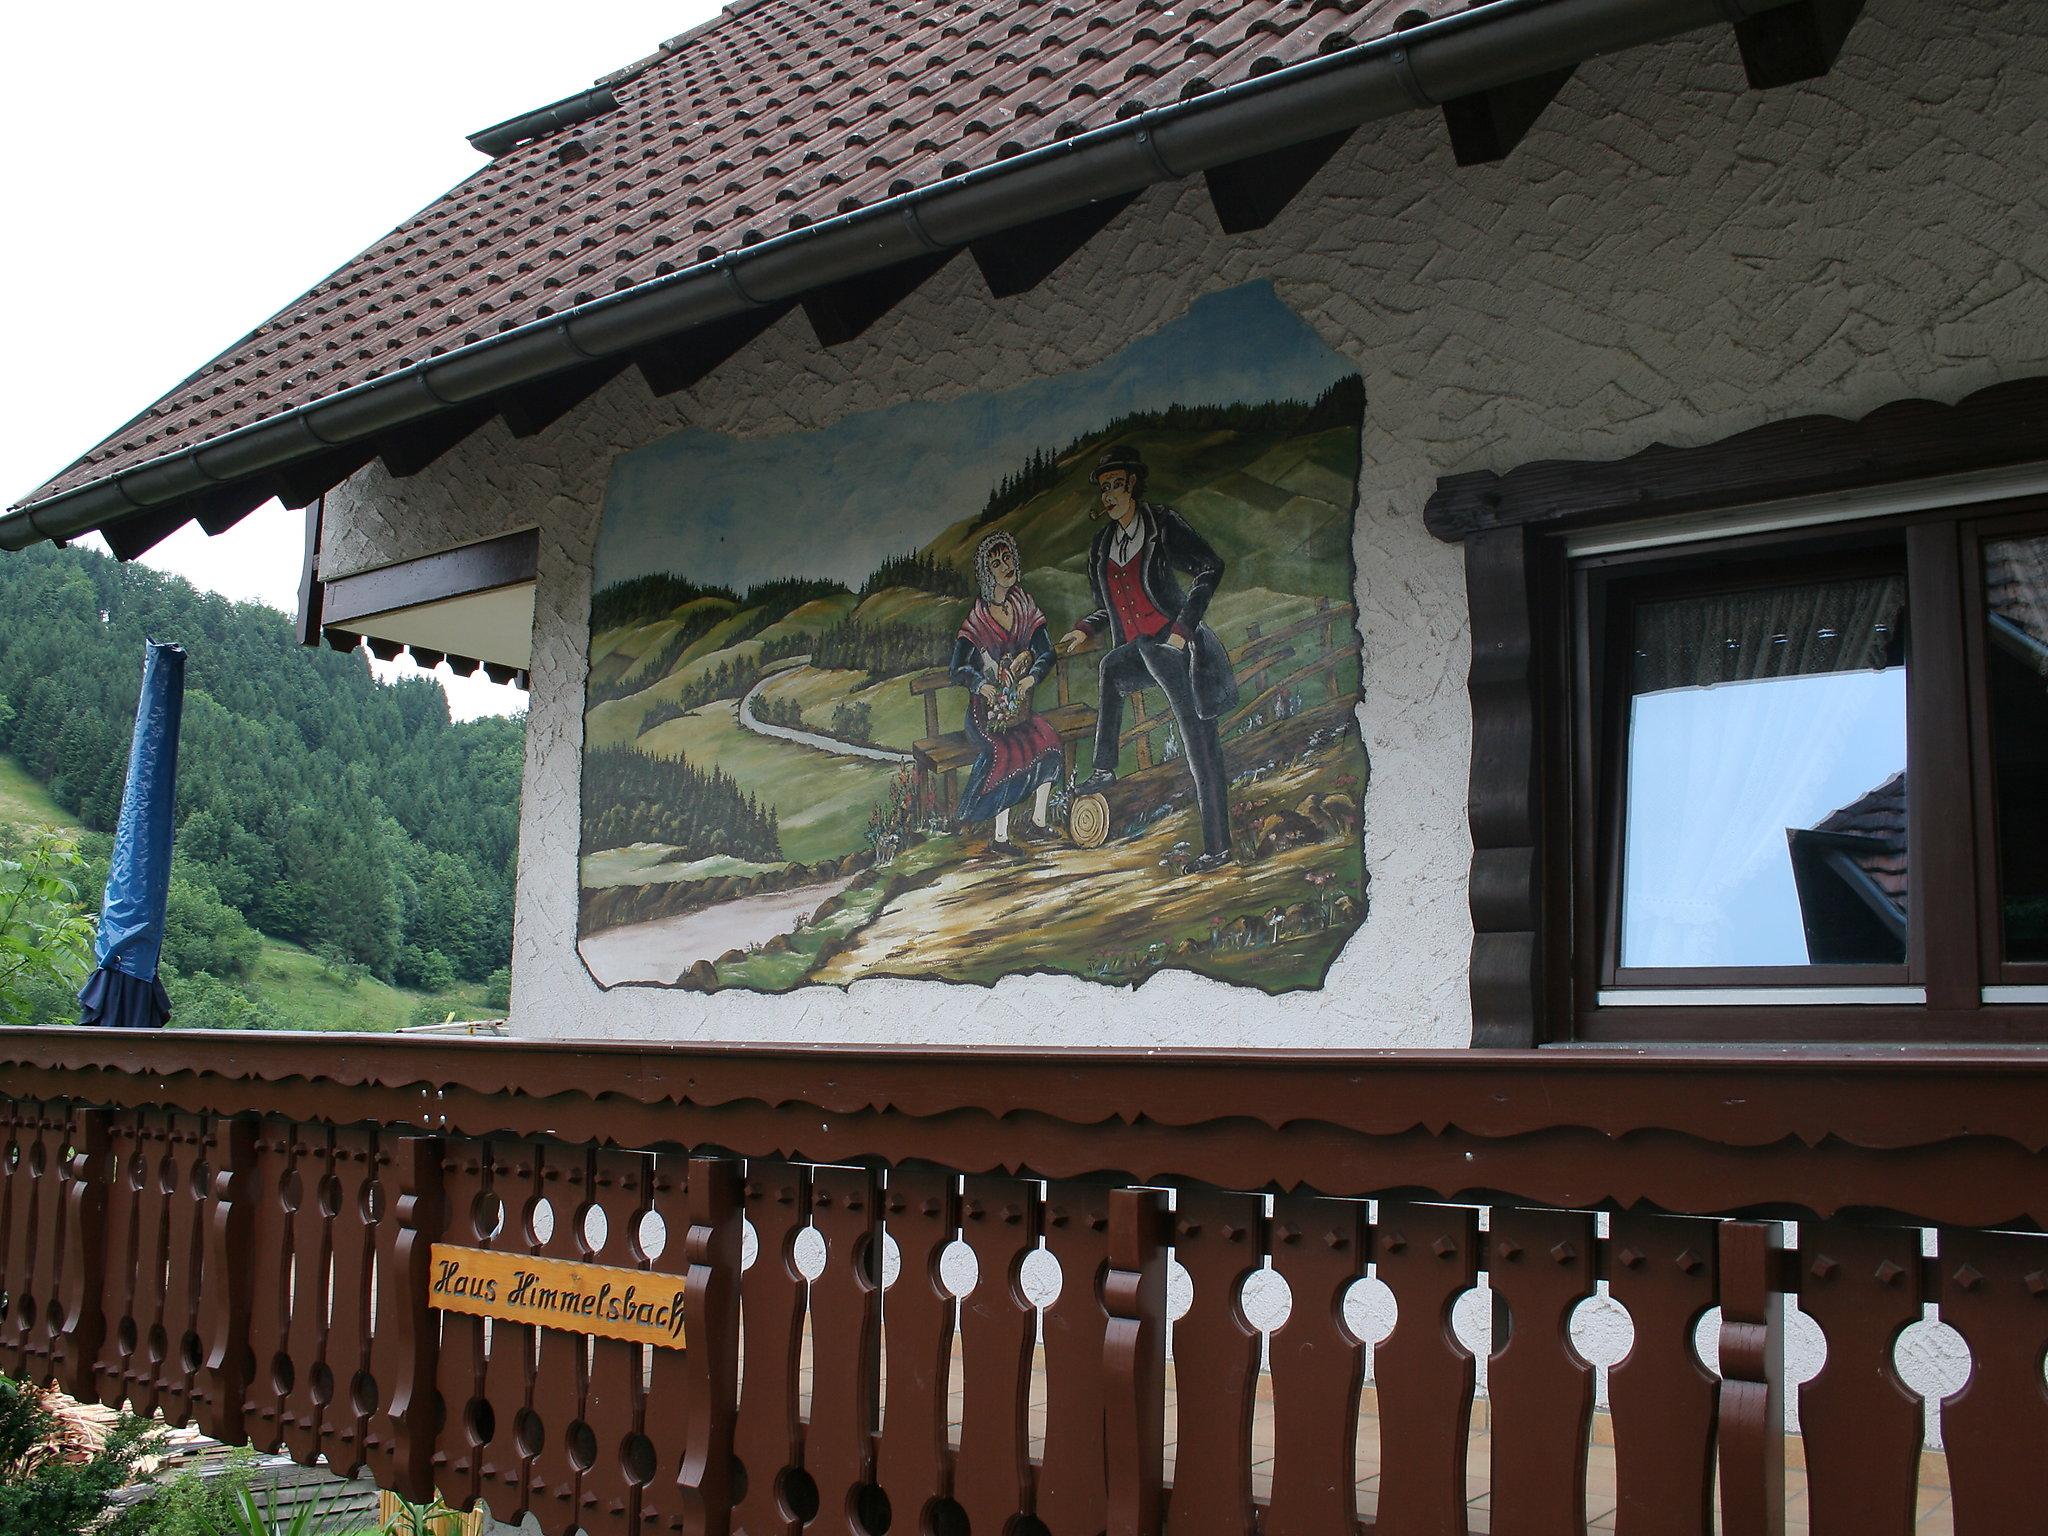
293,498,325,650
1906,519,1982,1008
4,1029,2047,1231
1466,526,1561,1046
1424,376,2048,543
319,528,539,628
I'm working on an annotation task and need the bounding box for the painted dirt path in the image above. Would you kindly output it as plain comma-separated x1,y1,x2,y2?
737,656,914,764
579,873,858,985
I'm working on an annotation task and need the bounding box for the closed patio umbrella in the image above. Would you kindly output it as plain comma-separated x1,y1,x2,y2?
78,640,185,1029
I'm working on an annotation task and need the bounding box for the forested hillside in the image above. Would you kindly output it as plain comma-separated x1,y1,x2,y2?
0,543,522,992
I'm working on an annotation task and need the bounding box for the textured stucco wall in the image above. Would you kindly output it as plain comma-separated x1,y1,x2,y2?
323,0,2035,1442
324,0,2045,1051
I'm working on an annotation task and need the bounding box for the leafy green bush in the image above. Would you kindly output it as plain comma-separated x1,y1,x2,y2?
161,875,263,982
160,967,270,1031
0,831,95,1026
108,1447,259,1536
482,967,510,1012
0,1374,157,1536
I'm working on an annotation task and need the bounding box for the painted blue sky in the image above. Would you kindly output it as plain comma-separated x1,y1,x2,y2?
595,282,1358,594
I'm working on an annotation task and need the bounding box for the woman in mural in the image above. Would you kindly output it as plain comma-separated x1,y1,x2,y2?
951,532,1063,856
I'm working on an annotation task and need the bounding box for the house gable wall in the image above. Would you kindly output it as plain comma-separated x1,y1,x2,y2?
320,0,2047,1046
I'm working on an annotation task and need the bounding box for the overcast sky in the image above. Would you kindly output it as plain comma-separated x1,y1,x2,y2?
3,1,719,719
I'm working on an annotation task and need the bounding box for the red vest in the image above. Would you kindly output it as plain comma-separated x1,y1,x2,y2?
1104,546,1171,639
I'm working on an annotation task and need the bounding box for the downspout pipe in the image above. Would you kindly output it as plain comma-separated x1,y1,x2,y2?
1,0,1806,552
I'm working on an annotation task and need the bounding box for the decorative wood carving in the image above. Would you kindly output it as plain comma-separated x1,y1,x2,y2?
1373,1199,1479,1535
1164,1188,1264,1536
1104,1187,1167,1536
1425,377,2048,542
1464,525,1558,1047
1485,1206,1597,1536
1606,1212,1720,1536
370,1133,446,1505
1262,1193,1367,1536
1794,1220,1924,1536
1715,1221,1786,1536
1935,1226,2048,1531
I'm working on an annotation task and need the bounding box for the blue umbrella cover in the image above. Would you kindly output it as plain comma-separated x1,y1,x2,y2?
78,640,186,1028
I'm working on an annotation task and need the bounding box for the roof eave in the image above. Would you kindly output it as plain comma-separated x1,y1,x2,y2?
1,0,1807,554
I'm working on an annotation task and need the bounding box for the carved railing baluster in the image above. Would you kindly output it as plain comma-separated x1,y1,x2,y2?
1105,1187,1168,1536
243,1118,298,1451
1165,1187,1264,1536
529,1142,596,1536
1264,1193,1368,1536
806,1165,883,1536
956,1174,1042,1536
1485,1206,1596,1536
1715,1220,1785,1536
0,1101,35,1375
22,1105,70,1383
733,1160,811,1536
583,1147,655,1536
643,1150,696,1535
1795,1221,1923,1536
670,1154,742,1536
1373,1199,1479,1536
94,1107,143,1407
433,1136,495,1514
323,1124,380,1475
876,1166,958,1534
1606,1212,1719,1536
1038,1179,1113,1536
1937,1226,2048,1530
370,1134,446,1505
283,1123,337,1464
123,1111,172,1416
478,1142,543,1523
197,1115,256,1444
158,1113,209,1425
53,1104,109,1400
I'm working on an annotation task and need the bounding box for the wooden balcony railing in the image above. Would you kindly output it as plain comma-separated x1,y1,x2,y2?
2,1030,2045,1535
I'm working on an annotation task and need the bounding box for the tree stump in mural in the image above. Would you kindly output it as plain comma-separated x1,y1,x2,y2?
1067,793,1110,850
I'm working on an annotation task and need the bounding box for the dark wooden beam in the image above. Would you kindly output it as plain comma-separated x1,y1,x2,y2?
101,504,197,562
802,251,957,347
365,636,404,662
1203,130,1353,235
970,195,1136,299
294,498,326,649
497,359,627,439
409,647,447,671
274,443,379,510
1425,375,2048,542
376,404,495,479
634,306,791,398
320,528,539,628
322,627,361,653
1734,0,1866,89
482,662,521,687
1440,66,1576,167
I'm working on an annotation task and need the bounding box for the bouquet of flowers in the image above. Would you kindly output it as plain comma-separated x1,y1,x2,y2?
980,650,1035,732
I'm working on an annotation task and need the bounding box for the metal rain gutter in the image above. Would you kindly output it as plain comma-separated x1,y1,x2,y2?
1,0,1801,553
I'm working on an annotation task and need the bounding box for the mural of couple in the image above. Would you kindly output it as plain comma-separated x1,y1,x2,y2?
578,283,1368,994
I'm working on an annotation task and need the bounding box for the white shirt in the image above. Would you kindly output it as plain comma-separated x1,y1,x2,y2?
1109,514,1146,567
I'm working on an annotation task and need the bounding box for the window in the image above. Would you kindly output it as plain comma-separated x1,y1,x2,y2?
1571,502,2048,1041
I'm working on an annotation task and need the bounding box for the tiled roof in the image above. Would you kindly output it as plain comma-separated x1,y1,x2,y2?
1807,770,1908,912
20,0,1460,513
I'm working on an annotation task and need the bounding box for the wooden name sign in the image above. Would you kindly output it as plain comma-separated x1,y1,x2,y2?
429,1244,688,1349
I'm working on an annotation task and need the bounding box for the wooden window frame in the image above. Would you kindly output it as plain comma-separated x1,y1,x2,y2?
1429,376,2048,1046
1563,500,2048,1045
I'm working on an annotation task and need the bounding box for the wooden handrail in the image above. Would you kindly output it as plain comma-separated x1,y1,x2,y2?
5,1030,2047,1534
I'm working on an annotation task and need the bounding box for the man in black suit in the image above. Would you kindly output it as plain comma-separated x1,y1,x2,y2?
1057,445,1238,870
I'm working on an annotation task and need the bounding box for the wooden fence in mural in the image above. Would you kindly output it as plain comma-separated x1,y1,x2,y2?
1,1031,2044,1535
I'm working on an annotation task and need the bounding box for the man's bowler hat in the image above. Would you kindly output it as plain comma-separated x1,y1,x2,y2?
1090,444,1146,481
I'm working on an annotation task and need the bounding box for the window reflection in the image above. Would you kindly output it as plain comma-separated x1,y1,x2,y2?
1619,575,1908,970
1985,535,2048,963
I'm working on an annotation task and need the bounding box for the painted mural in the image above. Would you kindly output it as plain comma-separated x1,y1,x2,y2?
577,283,1368,994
